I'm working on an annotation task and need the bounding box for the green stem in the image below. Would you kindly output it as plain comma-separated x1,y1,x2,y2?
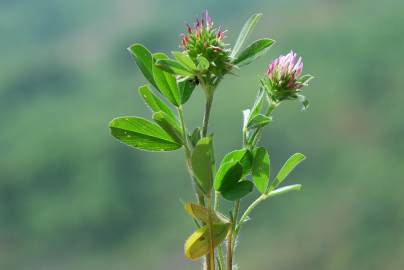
249,100,278,146
202,94,213,137
227,99,279,269
203,96,215,270
213,191,226,269
207,195,215,270
226,230,233,270
197,80,216,270
227,200,240,270
217,242,225,270
230,200,240,252
235,194,266,237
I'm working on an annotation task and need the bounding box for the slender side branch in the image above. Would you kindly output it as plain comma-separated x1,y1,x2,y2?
249,100,279,146
227,200,240,270
227,98,279,268
230,200,241,252
235,194,266,236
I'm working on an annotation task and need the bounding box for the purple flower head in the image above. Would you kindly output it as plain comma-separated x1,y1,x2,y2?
267,51,304,90
180,10,225,49
179,10,232,78
264,51,313,105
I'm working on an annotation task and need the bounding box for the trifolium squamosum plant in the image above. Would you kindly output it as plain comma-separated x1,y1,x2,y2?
109,10,314,270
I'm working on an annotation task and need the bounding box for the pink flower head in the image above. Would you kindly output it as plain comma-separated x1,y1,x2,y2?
264,51,313,106
180,10,225,49
267,51,305,91
179,10,232,78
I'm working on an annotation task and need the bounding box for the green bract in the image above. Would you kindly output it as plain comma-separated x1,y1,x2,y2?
109,10,314,270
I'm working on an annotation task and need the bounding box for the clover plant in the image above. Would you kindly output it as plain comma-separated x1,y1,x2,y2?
109,10,314,270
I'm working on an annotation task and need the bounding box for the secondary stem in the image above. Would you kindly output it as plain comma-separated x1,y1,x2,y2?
250,100,278,146
202,94,213,137
227,99,279,269
235,195,266,236
230,200,240,252
227,200,240,270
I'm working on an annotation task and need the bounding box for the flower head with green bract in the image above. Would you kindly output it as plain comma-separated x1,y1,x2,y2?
180,10,233,78
263,51,313,108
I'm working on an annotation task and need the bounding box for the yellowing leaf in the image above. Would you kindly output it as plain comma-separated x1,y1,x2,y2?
184,223,230,260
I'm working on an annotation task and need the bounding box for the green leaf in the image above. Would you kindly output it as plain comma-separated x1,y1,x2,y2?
184,223,230,260
214,162,243,192
127,44,156,88
191,137,215,194
152,111,183,145
138,85,177,122
247,114,272,129
214,150,254,201
267,184,302,198
217,149,252,182
173,51,197,70
179,79,196,104
156,59,194,76
233,39,275,66
251,147,270,194
230,13,263,58
270,153,306,191
184,203,229,224
152,53,181,106
197,55,210,71
221,181,253,201
109,117,182,151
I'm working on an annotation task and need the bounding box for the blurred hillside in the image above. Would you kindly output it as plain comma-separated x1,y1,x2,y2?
1,0,403,269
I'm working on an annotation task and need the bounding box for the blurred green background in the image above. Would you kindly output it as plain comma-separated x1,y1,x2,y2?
1,0,403,269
